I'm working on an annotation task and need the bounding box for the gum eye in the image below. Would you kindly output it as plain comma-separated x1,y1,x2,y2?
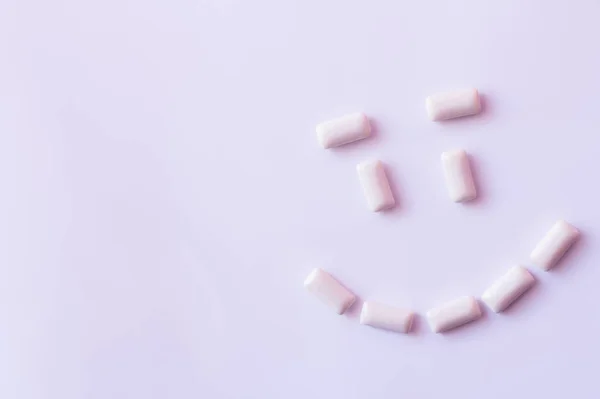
356,160,396,212
441,149,478,203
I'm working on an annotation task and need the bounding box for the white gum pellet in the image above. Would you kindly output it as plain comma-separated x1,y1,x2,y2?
482,266,536,313
426,88,481,121
360,301,414,333
357,160,395,212
316,113,371,149
530,220,580,271
304,268,356,315
441,149,477,202
426,296,481,333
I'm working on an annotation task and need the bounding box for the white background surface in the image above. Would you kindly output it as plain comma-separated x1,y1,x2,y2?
0,0,599,397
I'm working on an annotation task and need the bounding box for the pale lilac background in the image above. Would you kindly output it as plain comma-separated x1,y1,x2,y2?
0,0,598,398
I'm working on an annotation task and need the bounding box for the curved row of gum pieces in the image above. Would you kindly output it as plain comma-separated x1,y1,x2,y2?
305,88,581,334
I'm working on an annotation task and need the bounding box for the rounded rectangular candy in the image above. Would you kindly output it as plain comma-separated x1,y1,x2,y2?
360,301,414,333
426,296,481,333
356,160,395,212
426,88,481,121
530,220,580,271
441,149,477,202
316,112,371,149
482,266,536,313
304,268,356,315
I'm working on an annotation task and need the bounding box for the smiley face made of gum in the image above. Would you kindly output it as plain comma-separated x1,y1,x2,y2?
306,91,581,334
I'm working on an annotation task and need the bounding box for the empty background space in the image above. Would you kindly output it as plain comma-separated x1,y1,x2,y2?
0,0,598,398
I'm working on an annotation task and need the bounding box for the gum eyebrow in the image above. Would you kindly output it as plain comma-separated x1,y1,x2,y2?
316,112,371,149
426,88,481,121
